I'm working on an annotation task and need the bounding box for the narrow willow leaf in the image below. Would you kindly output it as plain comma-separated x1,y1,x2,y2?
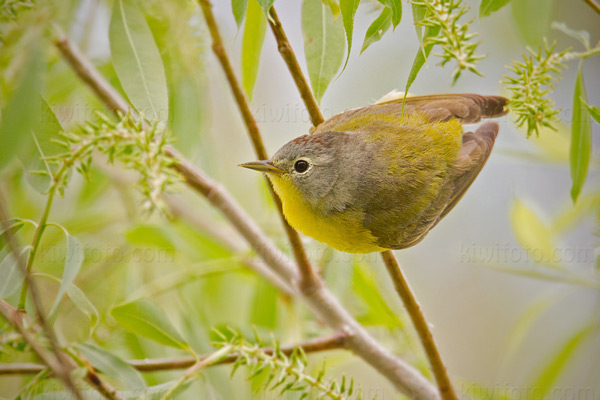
49,234,84,317
242,0,267,101
302,0,345,103
75,343,146,389
509,199,562,270
340,0,360,72
479,0,511,18
0,45,42,170
23,99,64,193
570,65,591,203
378,0,401,28
232,0,248,27
111,299,189,350
511,0,555,46
528,324,596,400
110,0,169,121
257,0,274,15
412,2,426,54
404,22,440,94
360,7,392,54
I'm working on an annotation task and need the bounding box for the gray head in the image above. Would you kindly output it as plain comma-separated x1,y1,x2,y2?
240,132,348,208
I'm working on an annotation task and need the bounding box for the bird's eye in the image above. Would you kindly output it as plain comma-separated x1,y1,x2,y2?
294,159,310,173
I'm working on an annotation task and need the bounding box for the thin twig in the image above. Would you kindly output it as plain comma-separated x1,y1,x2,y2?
51,29,438,400
583,0,600,14
195,0,320,291
381,251,457,400
0,333,347,375
267,7,324,127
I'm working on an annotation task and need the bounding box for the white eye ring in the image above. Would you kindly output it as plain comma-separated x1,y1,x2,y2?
293,158,311,174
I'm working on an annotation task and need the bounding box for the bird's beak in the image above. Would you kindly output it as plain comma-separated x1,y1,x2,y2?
238,160,285,175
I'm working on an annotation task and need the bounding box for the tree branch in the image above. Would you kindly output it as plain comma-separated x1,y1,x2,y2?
267,7,325,126
51,28,439,400
381,251,457,400
583,0,600,14
196,0,319,290
0,333,347,375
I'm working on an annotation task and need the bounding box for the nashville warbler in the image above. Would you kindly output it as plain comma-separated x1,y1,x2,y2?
240,93,508,253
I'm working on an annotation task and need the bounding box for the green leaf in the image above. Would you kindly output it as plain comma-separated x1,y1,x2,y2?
74,343,146,389
511,0,555,46
232,0,248,27
583,102,600,124
0,45,42,171
377,0,401,28
569,65,591,203
242,0,267,101
509,199,562,270
168,77,205,158
0,251,26,299
110,0,169,121
411,2,426,53
250,279,278,329
479,0,511,17
22,98,64,193
340,0,360,72
111,299,189,350
404,21,440,94
49,234,84,317
302,0,345,103
360,7,392,54
257,0,274,15
528,324,596,400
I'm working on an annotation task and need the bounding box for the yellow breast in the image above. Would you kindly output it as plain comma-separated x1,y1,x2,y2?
269,175,385,253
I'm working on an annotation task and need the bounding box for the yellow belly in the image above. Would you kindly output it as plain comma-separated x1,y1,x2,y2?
270,176,385,253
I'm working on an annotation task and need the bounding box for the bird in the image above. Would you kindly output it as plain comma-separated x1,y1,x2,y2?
240,93,508,254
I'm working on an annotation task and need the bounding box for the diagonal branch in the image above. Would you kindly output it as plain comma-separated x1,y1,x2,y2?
267,7,324,127
51,26,438,400
196,0,319,290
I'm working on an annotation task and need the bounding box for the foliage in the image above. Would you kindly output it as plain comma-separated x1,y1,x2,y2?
0,0,598,399
215,328,364,400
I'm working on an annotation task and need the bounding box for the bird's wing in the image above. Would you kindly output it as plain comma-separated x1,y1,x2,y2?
372,121,500,250
436,121,499,220
313,93,507,134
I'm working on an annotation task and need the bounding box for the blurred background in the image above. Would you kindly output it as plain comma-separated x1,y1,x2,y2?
0,0,599,398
